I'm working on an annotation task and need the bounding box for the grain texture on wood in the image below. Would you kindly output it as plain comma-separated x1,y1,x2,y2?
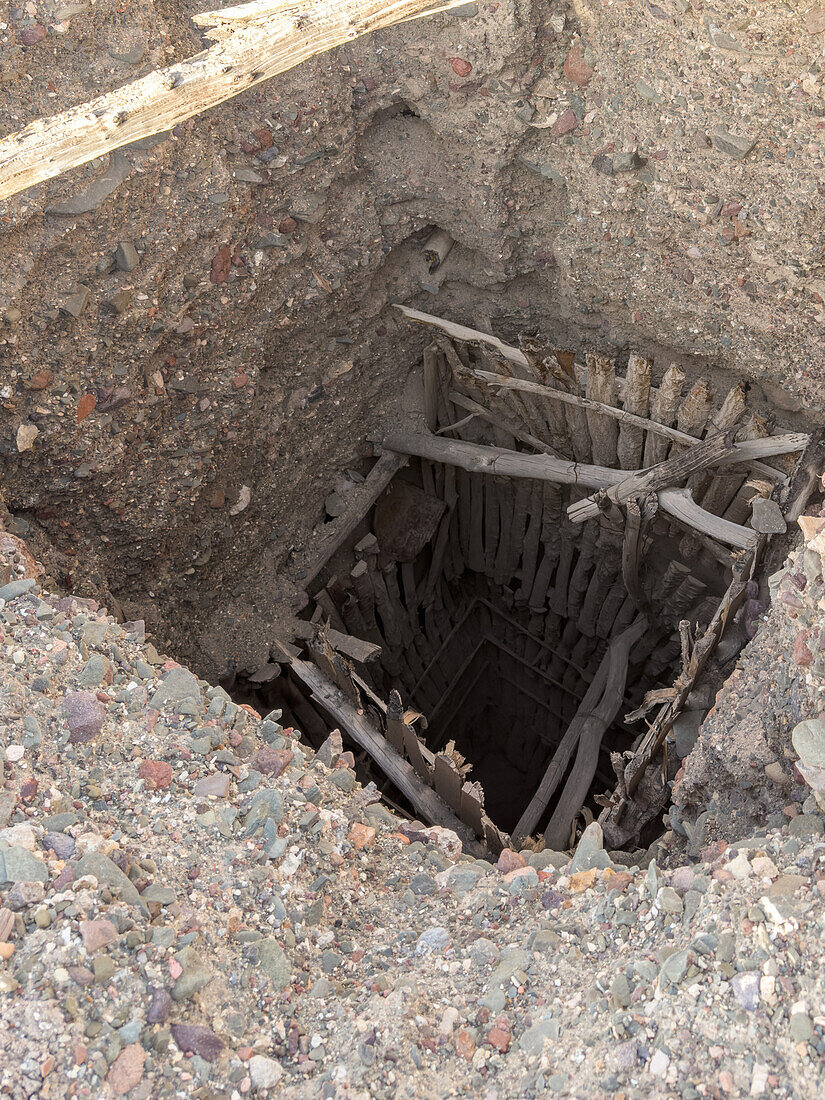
381,431,759,548
0,0,467,201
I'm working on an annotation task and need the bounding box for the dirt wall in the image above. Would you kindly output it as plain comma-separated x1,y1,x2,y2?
1,0,823,673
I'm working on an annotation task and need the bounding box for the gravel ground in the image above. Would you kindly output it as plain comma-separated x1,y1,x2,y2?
2,525,825,1099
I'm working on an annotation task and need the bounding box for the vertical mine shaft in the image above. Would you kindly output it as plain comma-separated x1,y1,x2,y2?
238,311,807,857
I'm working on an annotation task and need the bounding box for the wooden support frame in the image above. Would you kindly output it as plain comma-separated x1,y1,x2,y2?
0,0,468,201
380,430,762,550
290,655,481,850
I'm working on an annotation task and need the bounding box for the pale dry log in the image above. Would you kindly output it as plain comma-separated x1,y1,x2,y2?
0,0,467,201
675,379,714,443
381,431,759,549
513,617,647,843
468,370,803,479
585,352,619,466
568,430,735,523
290,658,475,828
617,353,652,469
543,617,647,850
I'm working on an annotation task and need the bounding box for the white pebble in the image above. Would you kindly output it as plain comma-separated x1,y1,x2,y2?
4,745,24,762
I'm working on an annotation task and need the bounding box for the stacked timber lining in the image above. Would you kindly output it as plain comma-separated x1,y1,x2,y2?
255,309,806,855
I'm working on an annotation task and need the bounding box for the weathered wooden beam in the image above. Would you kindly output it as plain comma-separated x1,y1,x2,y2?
470,370,804,478
617,353,652,470
642,364,684,467
567,430,735,523
512,617,648,844
291,657,478,846
381,430,760,549
302,451,406,587
543,611,642,851
0,0,467,201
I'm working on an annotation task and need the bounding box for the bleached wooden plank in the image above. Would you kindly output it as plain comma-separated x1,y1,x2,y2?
0,0,467,201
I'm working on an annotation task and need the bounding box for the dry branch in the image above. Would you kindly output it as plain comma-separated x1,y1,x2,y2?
0,0,467,201
567,430,736,523
380,430,760,549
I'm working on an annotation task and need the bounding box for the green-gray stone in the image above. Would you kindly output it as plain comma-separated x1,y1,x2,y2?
142,884,176,905
258,939,292,990
74,852,147,912
171,946,212,1001
0,843,48,884
658,949,689,987
710,126,755,160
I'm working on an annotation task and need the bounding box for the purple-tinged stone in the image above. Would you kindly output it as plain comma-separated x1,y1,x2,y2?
64,691,105,743
170,1024,225,1061
146,988,172,1024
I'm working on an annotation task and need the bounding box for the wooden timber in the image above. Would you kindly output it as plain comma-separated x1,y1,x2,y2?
0,0,468,201
380,431,761,549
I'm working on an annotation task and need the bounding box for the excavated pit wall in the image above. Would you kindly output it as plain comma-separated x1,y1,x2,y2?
0,0,823,685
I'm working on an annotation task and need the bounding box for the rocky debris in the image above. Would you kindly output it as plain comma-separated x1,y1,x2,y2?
0,565,823,1098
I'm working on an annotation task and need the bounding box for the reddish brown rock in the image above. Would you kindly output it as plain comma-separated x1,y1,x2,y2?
80,919,117,953
279,217,297,234
497,849,526,874
139,759,172,790
450,57,472,77
793,630,813,667
19,25,45,45
254,746,293,777
455,1029,475,1060
348,822,376,850
550,108,578,137
487,1026,510,1052
107,1044,145,1095
20,777,38,803
76,393,96,423
563,46,594,87
210,245,232,284
28,369,53,391
170,1024,225,1061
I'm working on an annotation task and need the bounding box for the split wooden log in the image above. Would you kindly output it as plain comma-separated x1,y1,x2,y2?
675,379,714,447
543,616,647,851
380,430,760,549
642,364,684,466
0,0,468,201
585,353,619,466
617,353,652,469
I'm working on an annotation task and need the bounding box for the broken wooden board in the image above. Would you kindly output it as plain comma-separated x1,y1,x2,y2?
301,451,406,587
291,656,481,851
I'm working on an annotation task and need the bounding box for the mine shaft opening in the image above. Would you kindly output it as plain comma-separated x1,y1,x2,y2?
232,310,811,857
